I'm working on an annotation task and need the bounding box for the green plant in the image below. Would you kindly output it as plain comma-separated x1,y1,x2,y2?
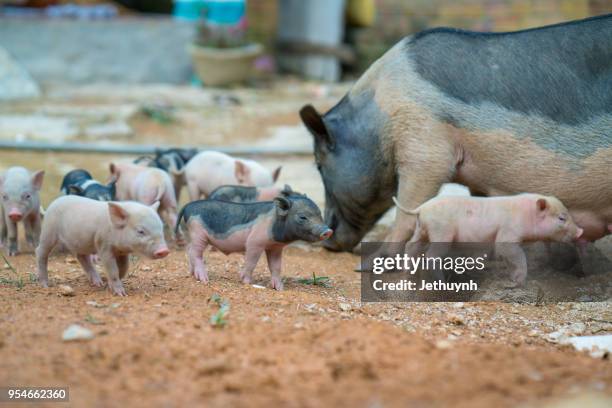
298,272,331,288
0,252,24,289
209,294,230,328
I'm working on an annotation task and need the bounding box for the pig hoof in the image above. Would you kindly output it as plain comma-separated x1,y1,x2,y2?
39,280,49,288
8,249,18,256
503,281,523,289
194,270,209,283
271,278,283,291
110,282,127,296
241,275,252,285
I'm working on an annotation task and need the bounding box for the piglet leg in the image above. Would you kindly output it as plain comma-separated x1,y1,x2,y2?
5,217,18,256
187,228,209,282
24,213,41,250
240,247,263,285
496,244,527,288
265,247,284,290
35,234,57,288
0,209,6,248
76,254,104,287
100,252,127,296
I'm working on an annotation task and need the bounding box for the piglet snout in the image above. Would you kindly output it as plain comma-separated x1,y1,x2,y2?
575,228,584,240
153,247,170,259
319,228,333,241
8,210,23,222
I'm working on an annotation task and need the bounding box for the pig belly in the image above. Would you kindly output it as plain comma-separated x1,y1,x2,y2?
206,229,251,254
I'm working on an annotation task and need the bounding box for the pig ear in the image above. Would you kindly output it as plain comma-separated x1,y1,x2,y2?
272,166,282,182
150,201,160,212
281,184,293,196
300,105,333,147
31,170,45,191
274,196,292,216
536,198,548,212
67,185,84,196
108,202,129,228
234,160,251,184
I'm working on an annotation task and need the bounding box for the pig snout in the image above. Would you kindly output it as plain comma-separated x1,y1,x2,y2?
575,227,584,240
319,227,333,241
8,209,23,222
153,246,170,259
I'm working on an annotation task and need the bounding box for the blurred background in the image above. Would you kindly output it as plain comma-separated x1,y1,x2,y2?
0,0,610,213
1,0,610,88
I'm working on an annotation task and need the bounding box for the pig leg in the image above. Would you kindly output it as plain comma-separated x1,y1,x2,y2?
239,247,264,284
187,180,201,202
24,213,41,250
386,158,454,243
100,252,127,296
5,216,18,256
76,254,104,287
160,207,185,245
0,207,6,247
495,244,527,287
265,247,284,290
187,226,209,282
35,233,58,288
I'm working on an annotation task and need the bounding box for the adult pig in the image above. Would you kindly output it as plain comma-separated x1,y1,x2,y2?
109,162,183,243
300,14,612,252
184,151,282,201
36,196,169,296
60,169,116,201
176,194,332,289
208,184,294,203
0,167,45,255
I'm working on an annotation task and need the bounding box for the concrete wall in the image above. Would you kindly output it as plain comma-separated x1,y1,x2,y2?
0,17,196,86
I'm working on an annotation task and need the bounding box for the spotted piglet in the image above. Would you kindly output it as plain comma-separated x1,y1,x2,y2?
176,193,333,289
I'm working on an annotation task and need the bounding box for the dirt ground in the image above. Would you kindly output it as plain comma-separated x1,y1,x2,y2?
1,247,611,407
1,81,611,407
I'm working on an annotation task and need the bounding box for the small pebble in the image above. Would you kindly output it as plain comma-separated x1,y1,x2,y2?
339,303,352,312
59,284,75,297
62,324,94,342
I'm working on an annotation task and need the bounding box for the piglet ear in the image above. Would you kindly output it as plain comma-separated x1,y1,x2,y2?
31,170,45,191
281,184,293,196
109,163,118,175
272,166,282,182
274,196,292,216
108,202,129,228
536,198,548,212
150,201,160,212
234,160,251,184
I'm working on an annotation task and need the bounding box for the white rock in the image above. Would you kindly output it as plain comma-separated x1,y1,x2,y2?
338,303,352,312
566,335,612,359
62,324,94,341
58,284,75,297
